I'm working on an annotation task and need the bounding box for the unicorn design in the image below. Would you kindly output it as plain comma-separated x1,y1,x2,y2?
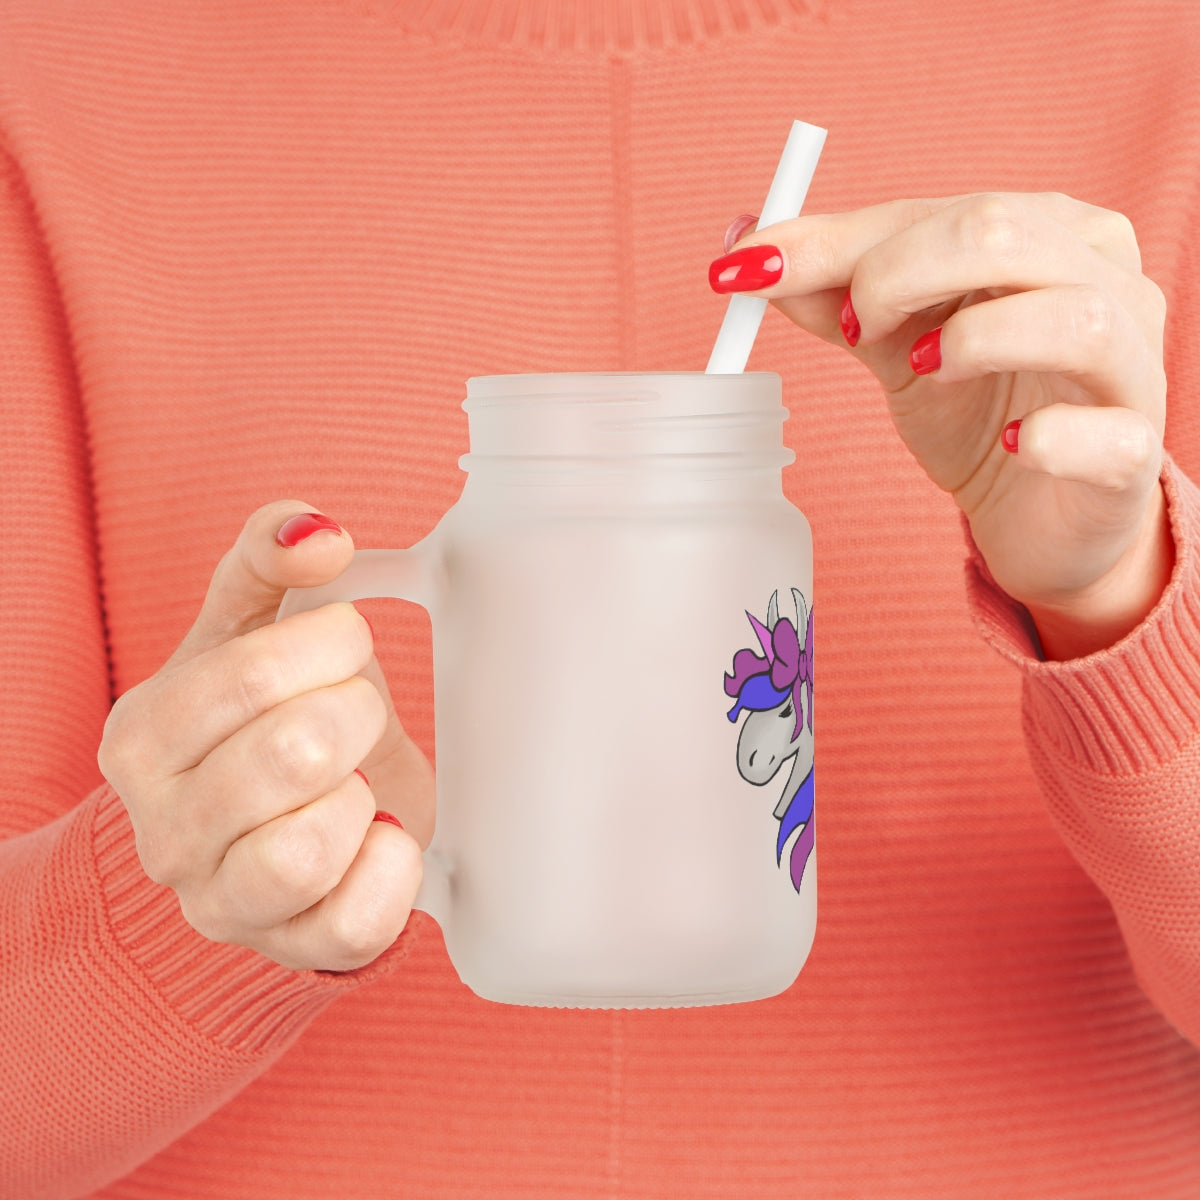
723,589,814,892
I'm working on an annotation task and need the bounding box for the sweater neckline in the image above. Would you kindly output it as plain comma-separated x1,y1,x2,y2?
352,0,827,53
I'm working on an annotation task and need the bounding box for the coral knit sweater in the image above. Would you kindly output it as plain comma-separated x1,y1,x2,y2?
2,1,1200,1197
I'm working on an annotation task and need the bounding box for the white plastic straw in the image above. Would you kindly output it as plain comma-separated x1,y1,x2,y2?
705,120,827,374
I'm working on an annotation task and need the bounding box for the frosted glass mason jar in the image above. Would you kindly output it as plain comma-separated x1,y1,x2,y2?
278,372,815,1008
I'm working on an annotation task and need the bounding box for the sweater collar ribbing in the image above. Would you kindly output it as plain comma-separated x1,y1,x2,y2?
351,0,826,52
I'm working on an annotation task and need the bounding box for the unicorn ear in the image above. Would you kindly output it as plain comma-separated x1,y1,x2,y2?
791,587,808,630
767,589,780,631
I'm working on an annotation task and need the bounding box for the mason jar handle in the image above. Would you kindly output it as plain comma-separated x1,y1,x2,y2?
276,546,434,616
275,544,452,930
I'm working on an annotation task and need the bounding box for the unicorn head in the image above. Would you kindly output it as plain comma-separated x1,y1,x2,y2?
724,589,813,787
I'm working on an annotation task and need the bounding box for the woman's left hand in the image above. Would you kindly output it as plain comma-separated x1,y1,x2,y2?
711,192,1172,659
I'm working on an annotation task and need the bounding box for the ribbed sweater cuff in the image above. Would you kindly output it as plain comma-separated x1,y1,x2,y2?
965,456,1200,775
91,784,419,1058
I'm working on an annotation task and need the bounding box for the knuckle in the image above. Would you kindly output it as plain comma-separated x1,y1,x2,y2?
1086,414,1161,492
1081,204,1143,272
1116,414,1161,474
134,825,186,887
1032,190,1077,226
95,725,125,785
325,903,393,967
1100,208,1138,252
232,645,288,716
1062,286,1118,348
97,688,149,782
962,194,1030,262
261,710,337,789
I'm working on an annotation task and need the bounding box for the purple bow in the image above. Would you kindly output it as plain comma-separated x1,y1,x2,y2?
724,605,814,740
769,608,813,740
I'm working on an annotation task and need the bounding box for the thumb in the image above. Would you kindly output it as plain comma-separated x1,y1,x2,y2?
167,500,356,669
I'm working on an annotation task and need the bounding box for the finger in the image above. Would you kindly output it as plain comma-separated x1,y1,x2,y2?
263,810,423,972
182,673,388,871
354,669,437,850
845,194,1144,346
930,285,1166,420
167,500,355,671
1006,402,1162,494
721,191,1143,302
197,769,377,934
118,600,374,779
720,196,956,297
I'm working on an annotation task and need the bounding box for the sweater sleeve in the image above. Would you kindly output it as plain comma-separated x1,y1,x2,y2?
967,457,1200,1048
0,150,417,1198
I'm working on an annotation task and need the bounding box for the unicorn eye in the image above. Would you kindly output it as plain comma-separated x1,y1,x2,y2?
779,702,793,720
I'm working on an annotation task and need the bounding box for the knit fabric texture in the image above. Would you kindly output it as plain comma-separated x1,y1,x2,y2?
1,1,1199,1196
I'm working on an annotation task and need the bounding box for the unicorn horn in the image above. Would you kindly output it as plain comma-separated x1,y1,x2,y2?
746,611,774,659
792,587,808,630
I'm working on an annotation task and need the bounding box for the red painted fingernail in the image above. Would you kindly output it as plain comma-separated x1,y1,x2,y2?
354,768,370,787
910,327,942,375
372,810,404,830
722,213,759,253
1002,419,1022,453
708,244,784,293
839,290,860,347
275,512,343,548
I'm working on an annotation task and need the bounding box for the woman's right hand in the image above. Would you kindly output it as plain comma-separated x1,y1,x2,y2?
97,501,434,972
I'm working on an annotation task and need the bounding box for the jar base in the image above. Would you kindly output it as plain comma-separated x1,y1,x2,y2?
462,972,803,1010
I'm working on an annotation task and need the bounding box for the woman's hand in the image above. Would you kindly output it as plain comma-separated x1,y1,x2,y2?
98,501,434,972
711,192,1172,659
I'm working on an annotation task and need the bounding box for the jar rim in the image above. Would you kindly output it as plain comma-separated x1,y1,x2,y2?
464,371,782,408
